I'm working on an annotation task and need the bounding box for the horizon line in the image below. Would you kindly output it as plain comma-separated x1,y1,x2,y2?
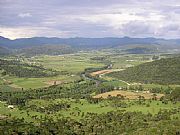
1,35,179,40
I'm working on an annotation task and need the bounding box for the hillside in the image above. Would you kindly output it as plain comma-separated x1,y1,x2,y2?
18,45,76,56
107,57,180,85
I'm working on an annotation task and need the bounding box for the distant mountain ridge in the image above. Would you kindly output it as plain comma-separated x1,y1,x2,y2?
18,45,76,56
0,36,180,50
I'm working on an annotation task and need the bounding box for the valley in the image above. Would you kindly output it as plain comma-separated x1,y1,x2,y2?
1,0,180,134
0,48,180,134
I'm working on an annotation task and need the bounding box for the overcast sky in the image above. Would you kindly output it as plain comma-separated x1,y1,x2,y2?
0,0,180,39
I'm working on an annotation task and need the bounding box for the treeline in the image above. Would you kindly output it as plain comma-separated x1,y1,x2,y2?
108,57,180,85
0,109,179,135
0,59,59,78
0,80,116,106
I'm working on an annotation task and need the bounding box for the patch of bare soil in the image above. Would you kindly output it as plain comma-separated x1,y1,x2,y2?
45,80,62,85
90,70,115,76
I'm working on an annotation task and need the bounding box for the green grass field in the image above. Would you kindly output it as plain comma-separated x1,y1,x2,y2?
33,54,105,74
0,74,80,89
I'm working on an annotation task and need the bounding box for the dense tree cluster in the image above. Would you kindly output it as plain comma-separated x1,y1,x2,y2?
0,59,59,78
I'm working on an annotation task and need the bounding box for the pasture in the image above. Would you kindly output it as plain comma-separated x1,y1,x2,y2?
0,75,80,89
32,53,105,74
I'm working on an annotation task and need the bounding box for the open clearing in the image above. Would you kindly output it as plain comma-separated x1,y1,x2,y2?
93,90,164,99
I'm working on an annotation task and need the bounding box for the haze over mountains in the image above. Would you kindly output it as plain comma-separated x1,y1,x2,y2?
0,36,180,49
0,36,180,56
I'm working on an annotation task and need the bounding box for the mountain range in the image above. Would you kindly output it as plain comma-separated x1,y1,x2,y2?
0,36,180,50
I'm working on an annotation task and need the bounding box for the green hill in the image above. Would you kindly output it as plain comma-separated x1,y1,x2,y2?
18,45,75,56
108,57,180,85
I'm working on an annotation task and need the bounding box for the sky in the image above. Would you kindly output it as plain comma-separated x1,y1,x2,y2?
0,0,180,39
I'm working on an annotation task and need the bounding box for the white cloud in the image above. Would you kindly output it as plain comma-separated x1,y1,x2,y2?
77,11,164,30
1,0,180,39
0,26,70,39
18,13,32,18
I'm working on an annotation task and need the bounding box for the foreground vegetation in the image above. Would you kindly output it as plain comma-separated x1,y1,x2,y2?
0,83,179,134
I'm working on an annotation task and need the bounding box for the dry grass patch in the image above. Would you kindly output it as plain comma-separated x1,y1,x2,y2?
93,90,164,100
